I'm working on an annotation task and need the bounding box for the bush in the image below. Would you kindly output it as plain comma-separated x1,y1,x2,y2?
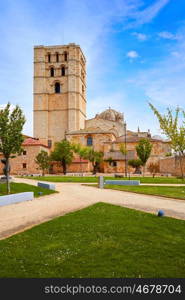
148,162,160,177
128,159,142,174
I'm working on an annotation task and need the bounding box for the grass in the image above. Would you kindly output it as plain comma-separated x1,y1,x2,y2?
0,182,56,198
22,175,185,184
0,203,184,278
24,176,98,183
104,185,185,200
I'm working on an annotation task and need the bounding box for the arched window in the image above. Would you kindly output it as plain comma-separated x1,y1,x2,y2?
50,67,54,77
64,52,68,61
61,66,65,76
82,85,85,93
48,53,51,62
87,136,93,146
56,52,59,62
55,82,60,93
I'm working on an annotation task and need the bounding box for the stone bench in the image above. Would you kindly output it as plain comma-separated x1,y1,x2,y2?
114,174,124,178
104,180,140,186
0,176,13,183
37,182,55,190
0,192,34,207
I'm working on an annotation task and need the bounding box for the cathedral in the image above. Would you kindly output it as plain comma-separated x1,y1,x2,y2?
0,43,171,175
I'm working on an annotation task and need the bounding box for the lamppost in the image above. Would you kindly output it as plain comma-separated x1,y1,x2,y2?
124,122,127,177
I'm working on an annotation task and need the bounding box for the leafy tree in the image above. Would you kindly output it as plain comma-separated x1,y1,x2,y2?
120,143,128,176
165,152,172,157
0,103,25,194
72,144,103,174
128,159,142,174
119,143,127,155
35,150,50,176
86,148,103,175
148,162,160,178
72,143,90,173
50,140,73,175
105,157,113,164
149,103,185,178
136,138,152,176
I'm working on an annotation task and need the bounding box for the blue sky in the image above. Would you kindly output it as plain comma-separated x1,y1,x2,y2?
0,0,185,136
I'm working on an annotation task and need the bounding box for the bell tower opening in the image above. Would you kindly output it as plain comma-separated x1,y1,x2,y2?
55,82,60,93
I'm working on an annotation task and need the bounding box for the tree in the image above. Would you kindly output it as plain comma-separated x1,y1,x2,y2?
149,103,185,178
136,139,152,176
148,162,160,178
86,148,103,175
72,143,90,173
105,157,113,164
35,150,50,176
0,103,25,194
165,152,172,157
128,159,142,174
119,143,127,155
50,140,73,175
120,143,128,176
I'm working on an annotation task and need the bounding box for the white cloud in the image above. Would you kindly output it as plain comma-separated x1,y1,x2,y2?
126,50,139,59
126,0,170,28
158,31,181,40
132,32,148,41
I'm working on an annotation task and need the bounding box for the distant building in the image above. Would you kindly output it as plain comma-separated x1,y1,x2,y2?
0,44,171,175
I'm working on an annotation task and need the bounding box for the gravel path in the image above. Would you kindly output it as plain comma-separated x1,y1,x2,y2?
0,178,185,240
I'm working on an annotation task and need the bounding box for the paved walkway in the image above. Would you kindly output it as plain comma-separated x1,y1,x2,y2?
0,178,185,240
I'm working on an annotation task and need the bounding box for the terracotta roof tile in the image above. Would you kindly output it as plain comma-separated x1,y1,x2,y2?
22,138,48,148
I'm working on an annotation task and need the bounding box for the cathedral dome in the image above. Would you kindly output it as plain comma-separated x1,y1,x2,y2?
95,108,124,123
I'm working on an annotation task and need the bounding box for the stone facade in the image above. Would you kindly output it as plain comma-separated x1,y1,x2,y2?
159,156,185,176
0,138,49,175
66,113,171,174
51,159,92,174
33,43,86,147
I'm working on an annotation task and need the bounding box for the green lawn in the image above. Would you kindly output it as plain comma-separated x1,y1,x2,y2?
104,185,185,200
0,182,57,198
22,175,185,184
0,203,184,278
25,176,98,183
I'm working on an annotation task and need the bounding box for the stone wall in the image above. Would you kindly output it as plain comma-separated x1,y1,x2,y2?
159,156,185,176
0,145,49,175
51,160,92,174
67,132,116,152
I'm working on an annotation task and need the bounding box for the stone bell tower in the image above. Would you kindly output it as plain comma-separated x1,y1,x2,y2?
33,43,86,147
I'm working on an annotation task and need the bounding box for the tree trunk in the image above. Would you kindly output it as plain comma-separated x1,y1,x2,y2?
6,157,10,194
143,164,145,177
62,160,67,175
93,163,97,175
179,153,184,180
80,157,82,175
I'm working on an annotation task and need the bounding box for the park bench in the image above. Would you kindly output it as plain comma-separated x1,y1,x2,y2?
37,182,55,190
105,180,140,186
98,176,140,188
0,192,34,207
